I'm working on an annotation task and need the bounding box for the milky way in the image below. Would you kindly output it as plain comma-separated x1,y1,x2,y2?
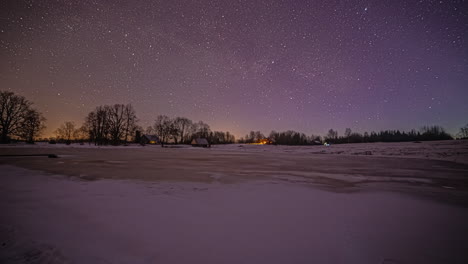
1,0,467,137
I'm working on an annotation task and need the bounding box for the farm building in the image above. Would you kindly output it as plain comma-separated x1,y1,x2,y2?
141,135,160,145
257,138,273,145
191,138,210,148
249,138,274,145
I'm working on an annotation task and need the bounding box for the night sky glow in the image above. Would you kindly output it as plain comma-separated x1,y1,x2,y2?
1,0,467,138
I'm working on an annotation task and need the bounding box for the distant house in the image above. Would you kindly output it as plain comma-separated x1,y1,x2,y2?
249,138,274,145
141,135,160,145
191,138,210,148
257,138,273,145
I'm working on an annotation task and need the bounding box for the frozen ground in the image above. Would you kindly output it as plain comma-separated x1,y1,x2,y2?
212,140,468,165
4,139,468,164
1,140,468,263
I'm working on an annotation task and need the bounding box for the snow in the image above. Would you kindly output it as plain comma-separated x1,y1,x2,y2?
210,140,468,165
3,140,467,164
1,140,468,263
1,166,468,264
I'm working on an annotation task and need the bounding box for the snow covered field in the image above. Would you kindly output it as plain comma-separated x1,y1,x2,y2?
1,140,468,263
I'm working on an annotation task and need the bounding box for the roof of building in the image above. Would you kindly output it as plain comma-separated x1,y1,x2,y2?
191,138,209,145
142,135,160,141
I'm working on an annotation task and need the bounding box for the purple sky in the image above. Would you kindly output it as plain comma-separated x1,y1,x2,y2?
1,0,467,138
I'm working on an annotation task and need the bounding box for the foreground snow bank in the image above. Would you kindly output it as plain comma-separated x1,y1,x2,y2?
1,165,467,264
0,225,69,264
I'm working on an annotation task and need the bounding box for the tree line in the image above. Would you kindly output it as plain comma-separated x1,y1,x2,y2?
238,126,455,146
83,104,138,145
54,109,236,146
143,115,235,146
238,130,320,145
1,91,467,145
235,125,457,146
322,126,454,145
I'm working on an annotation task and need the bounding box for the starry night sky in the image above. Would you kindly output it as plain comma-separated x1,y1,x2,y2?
1,0,467,138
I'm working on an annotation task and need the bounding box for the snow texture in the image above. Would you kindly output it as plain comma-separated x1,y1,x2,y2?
1,141,468,263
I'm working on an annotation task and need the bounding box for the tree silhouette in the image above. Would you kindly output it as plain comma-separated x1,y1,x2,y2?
18,109,46,143
86,106,110,145
55,121,76,143
458,124,468,139
326,129,338,143
0,91,45,143
153,115,175,147
173,117,192,144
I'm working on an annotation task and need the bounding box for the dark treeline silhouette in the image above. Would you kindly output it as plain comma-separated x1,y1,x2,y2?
1,91,465,145
459,124,468,139
238,131,265,144
210,131,236,144
146,115,235,146
238,126,454,146
238,130,321,145
83,104,138,145
324,126,453,144
53,104,139,146
54,108,235,147
268,130,310,145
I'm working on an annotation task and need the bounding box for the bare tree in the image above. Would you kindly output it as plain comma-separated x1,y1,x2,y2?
55,121,76,143
194,121,211,139
255,131,265,142
168,123,180,144
18,109,46,143
154,115,174,147
208,131,235,144
145,126,155,135
245,131,264,143
84,104,138,145
345,128,352,143
86,106,110,145
134,128,142,144
458,124,468,139
326,129,338,143
269,130,279,143
248,131,256,143
107,104,126,145
0,91,32,143
123,104,138,144
173,117,192,144
188,122,199,140
345,128,352,137
84,104,139,145
225,131,235,143
74,124,89,143
420,125,452,140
